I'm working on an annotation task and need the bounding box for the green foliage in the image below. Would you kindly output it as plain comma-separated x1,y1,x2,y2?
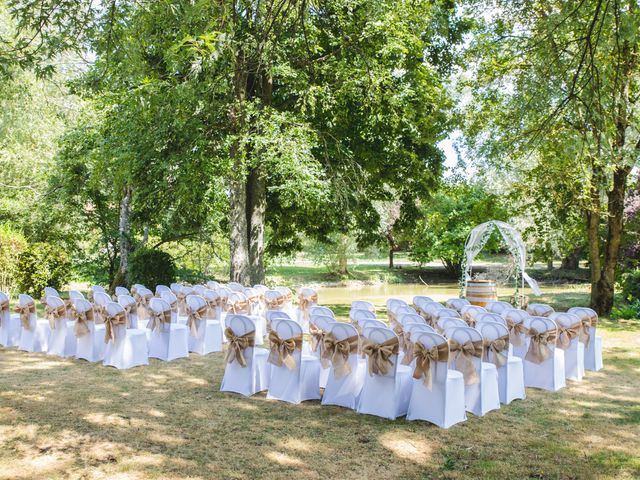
15,243,72,298
304,234,358,276
611,300,640,321
129,248,176,289
621,270,640,304
0,225,27,295
410,182,507,275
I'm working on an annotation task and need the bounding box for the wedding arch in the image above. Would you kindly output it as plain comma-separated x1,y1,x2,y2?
460,220,541,302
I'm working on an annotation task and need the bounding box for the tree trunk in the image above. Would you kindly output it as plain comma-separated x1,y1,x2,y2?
247,166,266,285
338,254,348,275
229,176,251,285
111,186,131,291
389,249,394,269
561,248,581,270
546,258,553,271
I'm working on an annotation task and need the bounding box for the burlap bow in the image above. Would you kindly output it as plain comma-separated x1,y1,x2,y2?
309,323,328,367
298,293,318,322
71,306,94,337
401,331,415,365
14,302,36,330
506,319,526,346
45,304,66,330
186,304,208,337
388,310,397,326
224,327,255,367
268,330,302,370
464,315,477,328
206,298,222,320
556,322,583,350
0,299,9,326
449,339,483,385
483,335,510,368
322,332,359,378
412,341,449,390
350,318,363,334
265,296,285,310
104,311,127,343
122,302,135,319
578,318,592,347
93,303,107,324
135,293,152,320
147,309,171,332
362,337,399,377
227,299,250,314
176,291,187,315
525,328,557,364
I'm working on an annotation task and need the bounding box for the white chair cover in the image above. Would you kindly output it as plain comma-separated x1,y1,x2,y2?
17,294,50,353
117,294,139,329
45,295,76,357
103,302,148,369
486,300,515,316
550,312,585,381
522,316,566,391
147,298,189,361
72,298,105,362
504,309,531,359
0,291,20,347
350,300,375,313
567,307,602,371
185,294,222,355
115,286,130,297
445,298,470,313
309,314,336,388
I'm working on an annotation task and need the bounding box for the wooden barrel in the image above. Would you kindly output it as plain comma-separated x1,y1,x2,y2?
466,280,497,307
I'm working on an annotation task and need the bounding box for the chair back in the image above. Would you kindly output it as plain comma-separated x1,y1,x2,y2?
44,287,60,298
351,300,375,313
275,286,292,298
386,298,408,314
437,317,467,334
448,326,484,370
460,304,486,322
486,300,514,316
363,327,400,378
435,308,460,320
266,310,291,322
264,289,284,309
93,291,111,307
105,302,127,339
422,301,445,319
74,298,92,314
160,291,178,307
227,282,245,292
396,305,418,320
328,323,360,370
351,309,376,325
170,283,182,294
310,306,334,318
446,298,470,312
92,285,106,295
406,323,436,339
362,319,389,331
206,280,220,290
412,296,434,309
137,286,153,297
399,313,424,326
413,332,450,383
476,312,507,327
187,294,207,311
68,290,85,301
149,297,171,313
504,309,530,323
253,284,267,293
115,286,130,297
526,303,555,317
155,285,171,296
479,321,509,341
310,314,335,332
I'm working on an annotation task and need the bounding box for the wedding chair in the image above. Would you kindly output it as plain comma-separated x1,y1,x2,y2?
400,313,427,326
401,323,436,367
350,309,376,333
479,322,525,404
117,294,139,328
446,298,470,313
0,291,21,347
567,307,602,371
68,290,85,302
134,287,154,323
228,282,245,292
93,291,112,324
264,289,286,314
476,312,507,327
437,317,467,334
310,306,335,318
296,287,318,333
406,332,466,428
395,305,419,324
435,307,460,320
185,295,222,355
362,319,390,332
550,312,585,381
504,309,530,358
253,283,267,292
220,314,269,396
460,305,487,326
45,295,76,357
522,316,565,391
131,283,146,295
308,314,336,388
447,326,500,417
266,310,292,333
228,291,265,344
321,322,365,410
170,284,188,316
103,302,148,369
207,280,221,290
486,300,515,316
115,286,130,297
147,298,189,361
193,285,207,297
72,298,105,362
526,303,555,317
356,327,412,420
351,300,375,313
266,319,321,404
421,301,446,324
159,290,182,324
90,285,107,303
44,287,60,299
412,295,434,308
244,287,264,318
386,298,408,324
202,289,225,335
17,294,50,352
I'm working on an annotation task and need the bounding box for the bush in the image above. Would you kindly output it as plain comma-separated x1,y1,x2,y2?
611,299,640,320
16,243,72,298
0,226,28,296
620,270,640,303
129,248,176,289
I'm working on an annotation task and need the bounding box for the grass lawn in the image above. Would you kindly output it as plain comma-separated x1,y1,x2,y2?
1,290,639,479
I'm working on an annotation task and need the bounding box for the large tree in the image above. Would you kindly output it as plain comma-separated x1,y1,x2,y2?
463,0,639,314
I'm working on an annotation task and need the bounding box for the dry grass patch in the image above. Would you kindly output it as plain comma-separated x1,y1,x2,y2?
1,319,639,479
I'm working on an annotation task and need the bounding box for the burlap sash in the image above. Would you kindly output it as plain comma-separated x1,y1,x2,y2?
224,327,255,367
401,331,415,365
309,324,328,367
578,318,592,347
388,310,397,326
122,303,135,319
130,286,138,296
483,335,510,368
93,303,107,324
14,302,36,330
0,299,9,326
135,293,152,320
227,299,250,314
147,309,171,332
556,321,582,350
167,299,178,313
176,291,187,315
298,293,318,323
525,328,557,364
186,304,208,337
362,337,399,376
71,306,94,337
268,331,302,370
392,323,405,349
45,304,66,330
506,319,526,346
265,296,285,310
412,341,449,390
104,311,127,343
206,298,222,320
464,316,477,328
322,332,359,378
350,318,362,334
449,339,483,385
